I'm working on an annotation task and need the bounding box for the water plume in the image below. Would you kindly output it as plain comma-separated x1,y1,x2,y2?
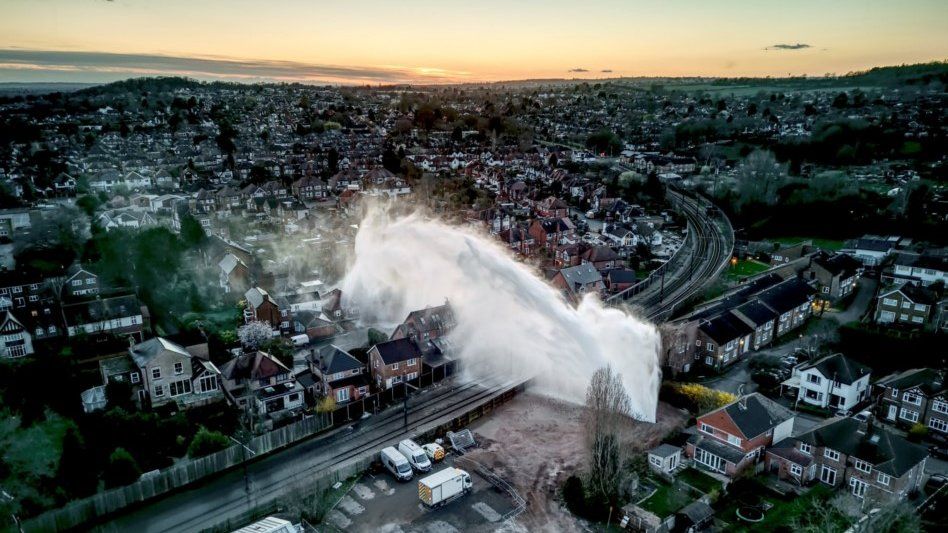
341,207,661,422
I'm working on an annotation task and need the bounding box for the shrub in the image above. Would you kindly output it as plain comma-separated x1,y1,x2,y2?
104,447,141,488
660,382,737,414
907,423,928,442
187,426,231,458
562,475,586,516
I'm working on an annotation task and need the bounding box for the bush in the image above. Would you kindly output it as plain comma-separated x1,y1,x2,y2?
907,423,928,442
104,447,141,488
562,475,586,516
660,382,737,414
187,427,231,458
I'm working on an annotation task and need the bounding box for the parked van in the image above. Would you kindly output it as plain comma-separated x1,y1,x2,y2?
422,442,445,463
398,439,432,472
380,447,413,481
290,334,309,347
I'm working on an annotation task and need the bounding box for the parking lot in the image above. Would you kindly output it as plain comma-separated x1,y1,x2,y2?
324,455,521,532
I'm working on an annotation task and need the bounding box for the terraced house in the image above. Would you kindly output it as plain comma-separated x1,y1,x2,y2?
875,368,947,435
874,283,936,327
766,418,927,502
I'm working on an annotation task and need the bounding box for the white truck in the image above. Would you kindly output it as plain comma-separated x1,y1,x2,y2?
418,468,473,508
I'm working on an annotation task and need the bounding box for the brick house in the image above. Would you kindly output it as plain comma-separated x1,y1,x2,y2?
580,245,620,272
695,312,754,370
220,350,303,418
62,264,100,298
368,338,422,390
306,345,370,404
528,217,575,251
755,278,816,337
804,251,861,301
390,303,456,356
684,393,794,477
244,286,290,333
218,253,251,294
730,301,777,350
765,418,927,502
292,176,329,201
875,368,947,435
874,283,936,327
551,264,605,302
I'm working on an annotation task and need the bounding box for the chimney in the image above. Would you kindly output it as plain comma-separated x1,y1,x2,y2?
737,385,747,410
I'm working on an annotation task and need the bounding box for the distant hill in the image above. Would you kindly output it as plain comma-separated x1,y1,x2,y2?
0,82,98,96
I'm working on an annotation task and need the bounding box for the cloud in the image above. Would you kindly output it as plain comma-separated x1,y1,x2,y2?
568,68,589,73
765,43,812,51
0,49,471,84
600,69,613,73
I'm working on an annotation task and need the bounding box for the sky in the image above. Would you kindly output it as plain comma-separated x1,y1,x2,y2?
0,0,946,85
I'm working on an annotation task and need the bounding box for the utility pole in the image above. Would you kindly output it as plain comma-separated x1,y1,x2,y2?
402,381,420,430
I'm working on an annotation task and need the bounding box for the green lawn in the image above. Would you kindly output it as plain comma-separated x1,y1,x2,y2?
720,484,849,532
771,236,845,251
677,468,722,494
638,482,692,518
725,259,771,281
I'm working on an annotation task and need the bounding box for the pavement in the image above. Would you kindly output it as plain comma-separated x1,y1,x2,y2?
329,455,519,532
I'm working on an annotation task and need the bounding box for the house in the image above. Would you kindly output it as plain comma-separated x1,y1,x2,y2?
730,301,777,350
62,264,99,298
875,368,947,435
755,278,816,336
244,286,290,333
61,293,146,339
874,283,936,327
291,310,337,341
321,288,357,322
306,345,370,404
0,311,33,358
292,176,329,201
220,350,303,418
841,236,900,267
0,208,31,239
785,353,871,413
99,337,223,409
368,338,423,390
604,268,637,294
695,312,754,369
765,418,927,502
580,245,620,271
804,252,861,301
528,217,575,251
886,250,948,287
218,253,251,294
390,303,456,356
551,264,605,302
647,444,682,475
685,393,794,478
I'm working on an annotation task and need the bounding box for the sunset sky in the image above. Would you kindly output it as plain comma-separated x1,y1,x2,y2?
1,0,946,84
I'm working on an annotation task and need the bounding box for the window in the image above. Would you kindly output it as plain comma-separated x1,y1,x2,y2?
406,358,417,366
929,417,948,433
877,472,891,486
152,368,161,380
727,434,741,447
800,442,812,455
700,423,713,435
11,286,21,294
903,392,921,405
335,388,350,402
169,379,191,397
915,303,927,312
130,372,140,384
174,362,184,375
902,301,911,309
882,297,897,306
28,295,38,302
391,362,399,371
790,464,803,476
706,343,715,352
891,388,899,398
153,385,164,398
14,298,23,307
199,375,218,393
853,459,872,474
71,279,82,287
820,465,837,485
807,374,822,384
406,372,418,381
911,316,924,324
85,278,95,285
6,344,26,357
899,408,920,423
824,448,840,461
850,477,868,498
933,401,948,415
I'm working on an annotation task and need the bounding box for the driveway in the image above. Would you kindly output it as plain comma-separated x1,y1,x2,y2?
825,277,878,325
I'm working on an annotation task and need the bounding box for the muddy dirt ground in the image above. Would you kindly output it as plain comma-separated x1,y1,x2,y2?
464,393,689,532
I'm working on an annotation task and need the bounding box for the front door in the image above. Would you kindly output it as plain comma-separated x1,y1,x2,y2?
887,405,897,421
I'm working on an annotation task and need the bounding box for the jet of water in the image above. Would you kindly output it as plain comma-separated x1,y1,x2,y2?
341,207,661,422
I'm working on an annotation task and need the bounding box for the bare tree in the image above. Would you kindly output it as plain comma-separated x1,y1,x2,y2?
584,365,632,501
734,150,787,212
238,321,272,351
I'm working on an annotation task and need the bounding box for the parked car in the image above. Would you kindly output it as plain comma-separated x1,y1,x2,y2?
380,447,413,481
422,442,446,462
853,410,871,423
929,445,948,460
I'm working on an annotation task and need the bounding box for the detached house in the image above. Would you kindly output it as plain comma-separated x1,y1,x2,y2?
529,217,575,251
766,418,927,502
368,338,422,390
218,253,251,294
874,283,935,327
785,353,871,413
244,286,290,333
685,393,794,477
390,303,456,356
875,368,947,435
551,264,605,302
220,350,303,419
804,252,861,301
0,311,33,358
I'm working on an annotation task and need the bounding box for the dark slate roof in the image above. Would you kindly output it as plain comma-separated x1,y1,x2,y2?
767,441,813,467
678,501,714,524
896,283,937,306
649,443,681,459
373,337,422,365
876,368,946,397
812,252,861,278
711,393,794,439
731,301,778,327
310,344,363,375
129,337,190,368
606,269,637,284
756,278,816,314
796,418,928,477
559,264,603,288
699,312,753,344
220,351,290,382
801,353,870,385
62,293,142,326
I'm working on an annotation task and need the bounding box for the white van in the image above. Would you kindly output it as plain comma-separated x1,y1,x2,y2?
398,439,432,472
380,447,413,481
290,334,309,347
